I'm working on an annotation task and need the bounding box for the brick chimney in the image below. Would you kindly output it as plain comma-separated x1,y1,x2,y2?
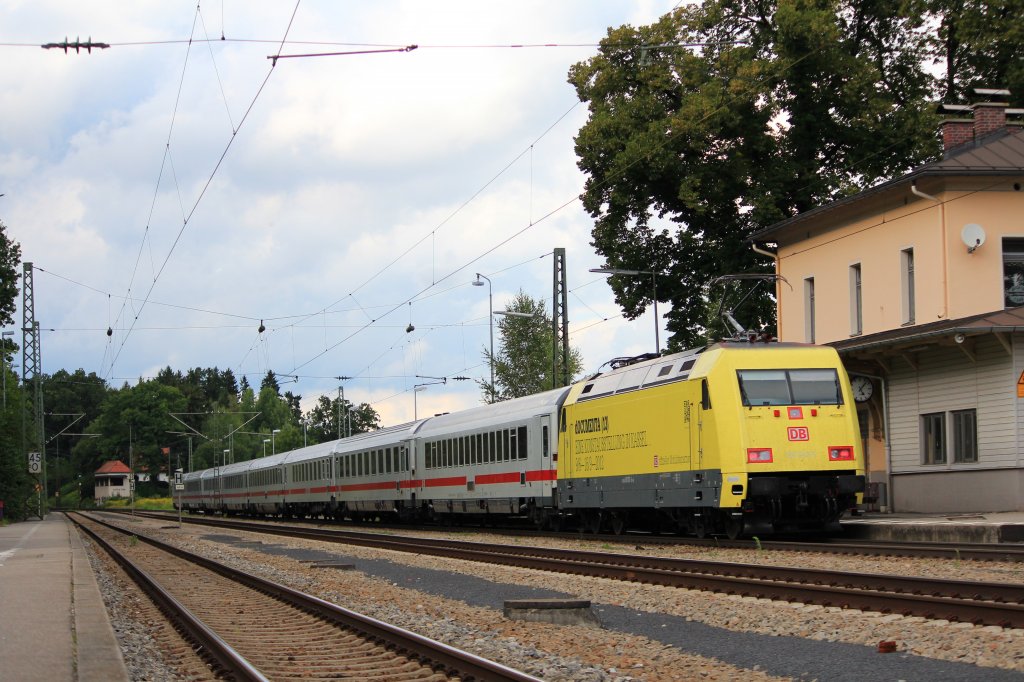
939,89,1012,153
940,115,973,151
973,101,1008,139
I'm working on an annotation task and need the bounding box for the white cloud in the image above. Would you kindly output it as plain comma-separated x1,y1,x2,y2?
1,0,676,424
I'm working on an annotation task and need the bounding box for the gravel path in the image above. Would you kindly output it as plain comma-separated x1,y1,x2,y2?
86,516,1024,681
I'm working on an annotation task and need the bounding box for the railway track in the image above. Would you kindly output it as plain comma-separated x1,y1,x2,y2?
69,512,540,681
114,511,1024,629
124,508,1024,562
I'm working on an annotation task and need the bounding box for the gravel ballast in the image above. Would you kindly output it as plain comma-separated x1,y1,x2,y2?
85,516,1024,681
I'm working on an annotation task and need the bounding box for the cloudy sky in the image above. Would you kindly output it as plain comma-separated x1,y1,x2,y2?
1,1,678,425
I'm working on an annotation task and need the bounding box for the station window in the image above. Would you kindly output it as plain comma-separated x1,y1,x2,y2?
1003,238,1024,307
849,263,863,336
901,248,915,324
921,412,946,465
804,277,815,343
953,410,977,463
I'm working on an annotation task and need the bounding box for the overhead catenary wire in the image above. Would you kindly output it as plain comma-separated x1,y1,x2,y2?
104,1,303,380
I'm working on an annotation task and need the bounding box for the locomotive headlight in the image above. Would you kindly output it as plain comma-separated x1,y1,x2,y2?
746,448,773,463
828,446,855,461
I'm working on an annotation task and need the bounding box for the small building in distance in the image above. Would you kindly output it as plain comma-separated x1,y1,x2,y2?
93,460,131,502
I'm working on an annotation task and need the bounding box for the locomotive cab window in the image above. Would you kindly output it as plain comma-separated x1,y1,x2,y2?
737,369,842,406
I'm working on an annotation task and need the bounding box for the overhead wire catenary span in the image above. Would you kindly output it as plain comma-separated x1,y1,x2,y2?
278,43,832,382
103,1,305,381
102,24,818,391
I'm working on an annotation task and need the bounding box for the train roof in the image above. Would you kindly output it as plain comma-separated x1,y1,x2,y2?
573,347,705,402
331,421,423,454
278,440,341,465
414,386,571,437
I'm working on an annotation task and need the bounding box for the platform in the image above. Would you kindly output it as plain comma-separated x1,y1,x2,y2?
0,513,128,682
842,510,1024,543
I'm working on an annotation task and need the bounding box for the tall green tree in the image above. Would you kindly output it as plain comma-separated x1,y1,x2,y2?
570,1,938,348
43,369,109,497
78,380,187,482
305,394,380,441
0,220,27,518
481,291,584,402
931,0,1024,106
0,220,20,327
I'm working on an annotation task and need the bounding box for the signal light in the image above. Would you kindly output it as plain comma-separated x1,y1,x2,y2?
828,446,855,461
747,448,773,463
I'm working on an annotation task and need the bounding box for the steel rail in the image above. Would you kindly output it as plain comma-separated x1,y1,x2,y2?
122,509,1024,562
74,512,541,682
69,513,269,682
123,511,1024,628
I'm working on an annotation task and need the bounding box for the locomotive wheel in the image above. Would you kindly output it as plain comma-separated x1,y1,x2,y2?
724,515,744,540
693,518,708,539
609,511,628,536
584,510,603,534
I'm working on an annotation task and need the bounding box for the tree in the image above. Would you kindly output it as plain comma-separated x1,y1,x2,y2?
77,380,187,485
43,370,109,496
260,370,280,395
570,2,938,348
0,220,28,518
305,394,380,442
931,0,1024,106
481,291,584,402
0,220,21,327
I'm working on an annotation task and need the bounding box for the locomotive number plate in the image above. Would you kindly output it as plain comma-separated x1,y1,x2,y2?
787,426,810,441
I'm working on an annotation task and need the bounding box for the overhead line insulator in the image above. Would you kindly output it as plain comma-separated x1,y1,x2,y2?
41,36,110,53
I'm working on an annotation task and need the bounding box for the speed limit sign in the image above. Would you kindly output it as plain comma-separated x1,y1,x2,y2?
27,452,41,474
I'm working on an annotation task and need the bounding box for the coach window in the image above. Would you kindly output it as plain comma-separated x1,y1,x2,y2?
921,412,946,465
476,434,483,464
542,425,549,457
518,427,528,458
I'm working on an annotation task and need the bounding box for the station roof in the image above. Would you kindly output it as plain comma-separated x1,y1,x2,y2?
94,460,131,475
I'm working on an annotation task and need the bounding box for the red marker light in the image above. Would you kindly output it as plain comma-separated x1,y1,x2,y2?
828,446,855,461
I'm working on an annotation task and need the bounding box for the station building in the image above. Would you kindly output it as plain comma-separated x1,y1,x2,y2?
93,460,131,502
751,91,1024,513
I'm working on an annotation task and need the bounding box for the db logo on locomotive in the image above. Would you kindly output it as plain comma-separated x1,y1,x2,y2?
787,426,810,441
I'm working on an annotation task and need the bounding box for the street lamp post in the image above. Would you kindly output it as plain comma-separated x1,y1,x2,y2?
271,429,281,455
262,438,270,457
590,268,661,354
472,274,494,397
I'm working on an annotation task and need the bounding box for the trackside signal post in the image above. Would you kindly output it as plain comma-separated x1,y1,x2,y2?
175,469,184,528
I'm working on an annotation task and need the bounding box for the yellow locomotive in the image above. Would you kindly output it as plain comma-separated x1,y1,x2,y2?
557,342,865,537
